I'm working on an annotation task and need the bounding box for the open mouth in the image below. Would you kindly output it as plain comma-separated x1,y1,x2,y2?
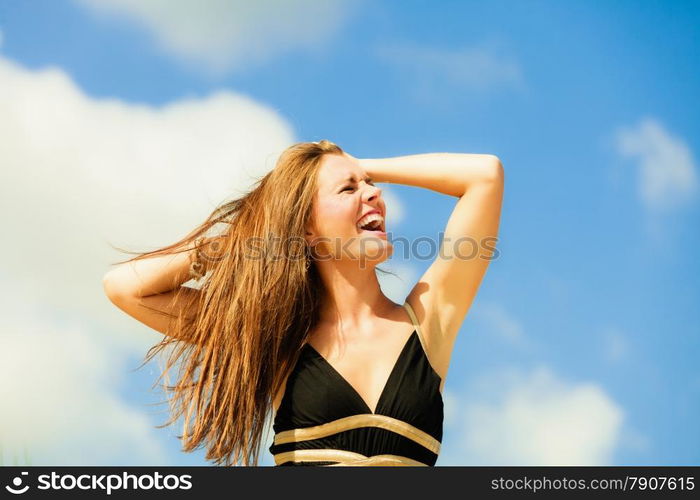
357,216,385,233
356,214,385,233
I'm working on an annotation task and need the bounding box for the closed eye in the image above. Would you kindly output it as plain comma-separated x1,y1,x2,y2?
340,179,373,193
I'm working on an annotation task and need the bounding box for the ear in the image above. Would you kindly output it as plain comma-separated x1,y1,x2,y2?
304,222,317,246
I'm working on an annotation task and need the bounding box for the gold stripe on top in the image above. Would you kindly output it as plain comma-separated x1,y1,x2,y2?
274,449,429,466
327,454,429,467
402,300,429,357
273,413,441,455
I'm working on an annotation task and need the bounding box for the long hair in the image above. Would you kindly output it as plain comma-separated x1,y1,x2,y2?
108,140,397,466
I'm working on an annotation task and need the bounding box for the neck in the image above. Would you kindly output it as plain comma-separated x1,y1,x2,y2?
315,259,393,333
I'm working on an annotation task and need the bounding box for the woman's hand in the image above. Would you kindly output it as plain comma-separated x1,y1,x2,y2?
343,151,377,182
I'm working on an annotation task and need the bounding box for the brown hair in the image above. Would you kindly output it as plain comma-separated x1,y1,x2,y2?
109,140,396,465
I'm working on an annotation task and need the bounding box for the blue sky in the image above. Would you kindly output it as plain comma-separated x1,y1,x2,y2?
0,0,698,466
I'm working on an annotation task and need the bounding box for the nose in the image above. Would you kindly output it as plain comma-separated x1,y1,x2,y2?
362,182,381,203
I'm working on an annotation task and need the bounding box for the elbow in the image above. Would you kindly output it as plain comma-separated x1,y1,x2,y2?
489,155,504,178
102,272,120,303
102,270,132,303
458,155,504,196
102,271,113,292
481,155,504,184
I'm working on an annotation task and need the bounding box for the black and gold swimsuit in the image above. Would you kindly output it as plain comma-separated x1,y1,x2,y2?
269,301,444,466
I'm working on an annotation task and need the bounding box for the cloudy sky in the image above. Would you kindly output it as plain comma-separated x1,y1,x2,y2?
0,0,698,466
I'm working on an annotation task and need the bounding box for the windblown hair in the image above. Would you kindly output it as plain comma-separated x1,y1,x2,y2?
110,140,396,466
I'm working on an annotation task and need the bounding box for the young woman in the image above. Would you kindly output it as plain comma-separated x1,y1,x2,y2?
102,140,504,466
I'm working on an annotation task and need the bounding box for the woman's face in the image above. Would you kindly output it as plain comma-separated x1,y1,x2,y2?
306,154,392,267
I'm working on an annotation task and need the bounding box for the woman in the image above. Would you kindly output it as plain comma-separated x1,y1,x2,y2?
102,140,504,466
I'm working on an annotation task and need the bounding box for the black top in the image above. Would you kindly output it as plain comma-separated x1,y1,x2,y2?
268,301,444,466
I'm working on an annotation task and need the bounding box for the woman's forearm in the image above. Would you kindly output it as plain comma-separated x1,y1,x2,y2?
359,153,502,198
103,237,217,298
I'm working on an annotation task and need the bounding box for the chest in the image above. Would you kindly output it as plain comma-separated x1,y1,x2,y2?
273,330,444,436
273,314,415,415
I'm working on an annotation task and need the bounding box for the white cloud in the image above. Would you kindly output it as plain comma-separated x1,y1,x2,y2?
75,0,360,76
614,117,698,213
0,54,296,353
374,40,524,102
439,366,625,465
0,290,165,465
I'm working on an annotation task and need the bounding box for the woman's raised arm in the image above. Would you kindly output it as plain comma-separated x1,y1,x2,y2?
102,237,219,339
359,152,504,386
